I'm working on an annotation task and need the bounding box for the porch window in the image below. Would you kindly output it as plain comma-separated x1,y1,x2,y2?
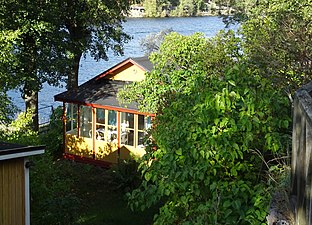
121,113,152,147
138,115,152,147
95,108,105,140
80,105,92,138
107,110,117,142
94,108,117,142
121,112,134,146
66,103,78,135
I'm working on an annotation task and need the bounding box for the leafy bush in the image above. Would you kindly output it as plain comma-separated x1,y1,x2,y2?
39,106,64,159
121,30,292,224
30,155,81,225
128,64,291,224
110,159,142,193
30,106,82,225
0,110,39,145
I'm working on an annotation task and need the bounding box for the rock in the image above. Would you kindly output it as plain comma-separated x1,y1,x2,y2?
266,191,295,225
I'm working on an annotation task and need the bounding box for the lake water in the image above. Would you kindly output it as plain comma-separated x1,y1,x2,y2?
9,16,236,122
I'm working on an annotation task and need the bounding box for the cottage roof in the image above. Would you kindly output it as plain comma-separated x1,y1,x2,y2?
54,56,152,110
131,56,153,71
54,79,138,110
0,142,45,160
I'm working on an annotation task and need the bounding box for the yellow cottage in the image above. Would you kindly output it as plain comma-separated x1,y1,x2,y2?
54,56,154,167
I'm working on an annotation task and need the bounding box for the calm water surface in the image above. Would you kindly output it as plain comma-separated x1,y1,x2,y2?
9,16,235,121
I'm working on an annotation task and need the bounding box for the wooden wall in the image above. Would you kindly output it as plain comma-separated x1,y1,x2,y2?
105,63,146,82
292,81,312,225
0,158,25,225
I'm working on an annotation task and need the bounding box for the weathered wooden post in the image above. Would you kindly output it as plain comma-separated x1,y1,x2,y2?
292,81,312,225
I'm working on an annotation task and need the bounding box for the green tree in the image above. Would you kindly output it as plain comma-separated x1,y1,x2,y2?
144,0,159,17
119,31,241,113
0,31,17,123
218,0,312,94
121,32,291,224
0,91,16,125
240,0,312,94
55,0,131,90
0,0,131,130
0,0,68,130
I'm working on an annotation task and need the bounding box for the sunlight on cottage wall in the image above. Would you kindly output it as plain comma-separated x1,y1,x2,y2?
65,135,93,158
95,140,118,163
106,64,146,82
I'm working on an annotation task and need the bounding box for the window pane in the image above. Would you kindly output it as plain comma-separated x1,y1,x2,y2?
108,110,117,126
138,115,144,130
120,112,134,146
80,106,92,138
145,116,152,129
120,130,134,146
138,131,145,146
96,108,105,124
121,112,134,129
120,131,128,145
120,113,127,131
66,103,78,133
95,125,105,140
127,130,134,146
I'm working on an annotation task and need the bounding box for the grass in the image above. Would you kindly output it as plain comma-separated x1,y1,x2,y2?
65,161,157,225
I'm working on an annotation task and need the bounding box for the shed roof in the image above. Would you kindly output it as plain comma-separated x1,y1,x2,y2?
0,142,45,161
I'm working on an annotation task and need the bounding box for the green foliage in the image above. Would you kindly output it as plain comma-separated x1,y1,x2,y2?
30,154,81,225
55,0,131,90
0,0,131,129
118,31,241,113
121,30,291,224
30,109,83,225
240,0,312,93
0,91,17,125
109,159,142,192
0,110,39,145
40,106,64,159
128,63,290,224
0,0,67,90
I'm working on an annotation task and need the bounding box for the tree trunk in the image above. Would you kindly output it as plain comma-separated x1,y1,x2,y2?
23,88,39,132
22,32,39,131
67,52,82,91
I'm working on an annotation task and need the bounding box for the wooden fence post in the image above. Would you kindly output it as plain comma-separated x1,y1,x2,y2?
292,81,312,225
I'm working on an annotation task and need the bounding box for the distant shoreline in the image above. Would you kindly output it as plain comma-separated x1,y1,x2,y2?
128,4,234,18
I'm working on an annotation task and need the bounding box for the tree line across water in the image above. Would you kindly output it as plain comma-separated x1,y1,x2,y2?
130,0,234,17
